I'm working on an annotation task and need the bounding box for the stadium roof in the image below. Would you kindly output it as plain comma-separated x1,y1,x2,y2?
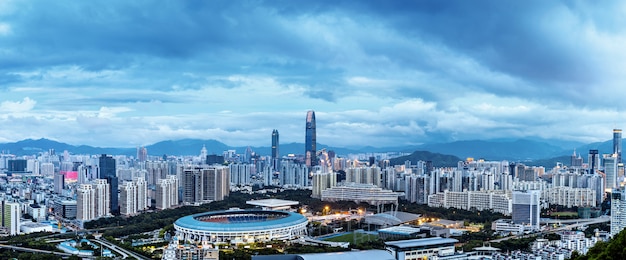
174,209,308,232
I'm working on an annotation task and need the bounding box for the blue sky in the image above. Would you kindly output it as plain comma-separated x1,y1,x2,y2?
1,0,626,148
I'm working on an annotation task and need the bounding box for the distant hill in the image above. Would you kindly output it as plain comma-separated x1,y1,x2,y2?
569,140,614,156
148,139,231,156
0,138,134,156
417,139,565,161
0,138,359,157
0,137,617,164
389,151,462,167
528,155,572,168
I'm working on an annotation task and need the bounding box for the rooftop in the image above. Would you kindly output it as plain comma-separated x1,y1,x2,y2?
378,225,421,235
252,249,394,260
246,199,299,207
385,237,459,249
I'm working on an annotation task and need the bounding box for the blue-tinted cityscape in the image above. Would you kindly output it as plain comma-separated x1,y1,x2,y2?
1,1,626,260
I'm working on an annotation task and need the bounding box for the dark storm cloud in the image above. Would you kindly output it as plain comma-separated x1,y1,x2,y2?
2,0,625,147
349,1,621,100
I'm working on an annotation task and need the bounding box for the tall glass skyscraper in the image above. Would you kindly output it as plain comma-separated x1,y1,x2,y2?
305,110,317,168
272,129,279,171
272,129,279,159
99,154,119,215
614,129,622,163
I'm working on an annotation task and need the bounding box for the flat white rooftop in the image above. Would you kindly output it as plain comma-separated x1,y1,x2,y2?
378,225,421,235
385,237,459,249
246,199,299,208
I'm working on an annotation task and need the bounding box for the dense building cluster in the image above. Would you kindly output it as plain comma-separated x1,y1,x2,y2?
1,111,626,260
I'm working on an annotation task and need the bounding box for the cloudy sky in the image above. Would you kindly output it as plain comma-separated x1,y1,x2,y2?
1,0,626,148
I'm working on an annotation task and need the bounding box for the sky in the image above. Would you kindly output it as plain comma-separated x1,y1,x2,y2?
1,0,626,148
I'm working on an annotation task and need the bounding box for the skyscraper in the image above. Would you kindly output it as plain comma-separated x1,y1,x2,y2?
272,129,279,170
181,166,230,204
588,150,599,174
604,154,618,191
120,182,137,215
1,200,20,235
137,146,148,162
99,154,118,215
512,190,541,231
54,172,65,194
305,110,317,168
93,179,111,218
156,175,179,210
614,129,622,163
611,189,626,236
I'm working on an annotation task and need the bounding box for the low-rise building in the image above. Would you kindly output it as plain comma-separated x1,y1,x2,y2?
385,237,458,260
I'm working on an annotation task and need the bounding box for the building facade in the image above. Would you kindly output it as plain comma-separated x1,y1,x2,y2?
181,166,230,205
156,175,179,210
271,129,279,171
512,190,541,231
98,154,118,214
611,188,626,236
305,110,317,168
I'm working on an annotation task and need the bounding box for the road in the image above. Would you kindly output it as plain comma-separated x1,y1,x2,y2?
490,216,610,243
540,215,610,224
95,237,151,260
0,243,96,259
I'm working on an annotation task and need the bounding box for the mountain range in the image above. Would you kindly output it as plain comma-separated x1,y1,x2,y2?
0,138,620,167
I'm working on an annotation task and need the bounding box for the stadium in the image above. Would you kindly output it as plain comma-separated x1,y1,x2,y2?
174,209,309,244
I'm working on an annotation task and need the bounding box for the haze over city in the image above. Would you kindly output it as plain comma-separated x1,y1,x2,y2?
2,1,626,148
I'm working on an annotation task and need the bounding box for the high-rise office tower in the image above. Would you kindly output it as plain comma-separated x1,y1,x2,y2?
182,168,204,204
137,146,148,162
611,189,626,236
98,154,118,215
1,200,21,235
53,172,65,194
203,166,230,201
614,129,622,163
604,154,618,192
512,190,541,231
272,129,279,170
305,110,317,168
588,150,599,174
181,166,230,204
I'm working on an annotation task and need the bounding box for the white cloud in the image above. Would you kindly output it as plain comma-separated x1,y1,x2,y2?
0,97,36,113
0,23,11,35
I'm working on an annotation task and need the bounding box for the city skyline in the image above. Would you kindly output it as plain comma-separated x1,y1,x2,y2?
2,1,626,148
